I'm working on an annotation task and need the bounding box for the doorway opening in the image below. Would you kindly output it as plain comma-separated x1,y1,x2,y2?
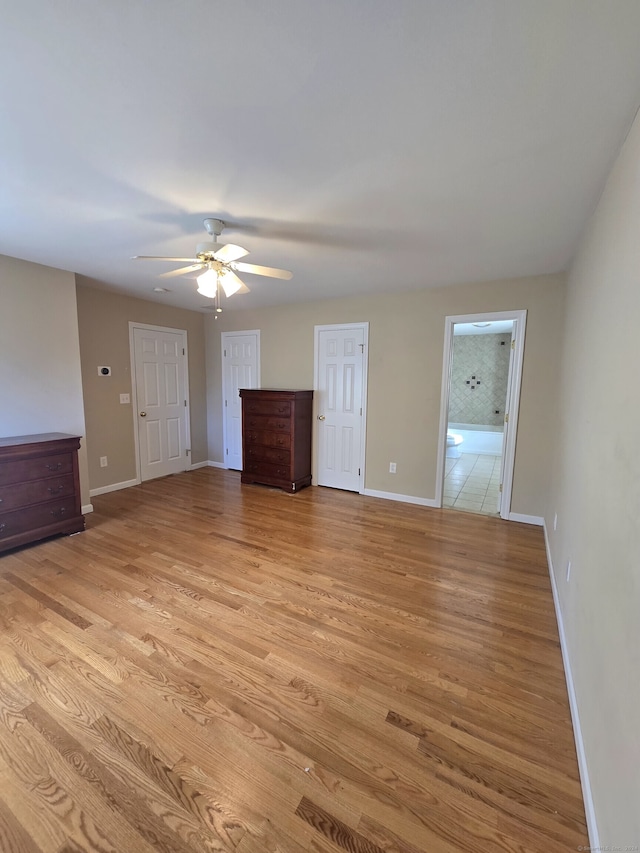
435,310,527,519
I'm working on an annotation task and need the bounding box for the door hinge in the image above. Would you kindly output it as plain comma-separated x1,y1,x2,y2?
505,413,509,423
226,448,229,455
359,343,365,352
186,449,190,456
225,400,227,407
182,348,185,355
224,349,227,357
184,400,187,407
499,483,503,492
511,340,515,350
358,467,361,476
360,407,362,416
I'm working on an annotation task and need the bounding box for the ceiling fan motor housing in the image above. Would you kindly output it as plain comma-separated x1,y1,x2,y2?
196,243,222,258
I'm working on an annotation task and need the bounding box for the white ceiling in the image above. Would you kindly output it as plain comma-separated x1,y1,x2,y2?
2,1,640,314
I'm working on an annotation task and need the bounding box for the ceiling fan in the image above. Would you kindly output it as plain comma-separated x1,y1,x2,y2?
133,218,292,309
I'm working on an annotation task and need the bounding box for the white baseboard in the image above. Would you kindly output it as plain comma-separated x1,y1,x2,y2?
190,461,211,470
207,460,226,469
508,512,544,526
81,503,94,514
90,478,139,497
543,520,599,849
362,488,438,508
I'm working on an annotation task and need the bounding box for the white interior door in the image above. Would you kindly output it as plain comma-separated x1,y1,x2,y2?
133,326,188,481
315,324,367,491
222,331,260,470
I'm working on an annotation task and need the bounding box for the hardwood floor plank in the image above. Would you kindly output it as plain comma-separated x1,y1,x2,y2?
0,470,587,851
3,574,91,630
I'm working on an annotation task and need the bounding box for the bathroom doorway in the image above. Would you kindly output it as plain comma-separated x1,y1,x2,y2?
435,310,527,520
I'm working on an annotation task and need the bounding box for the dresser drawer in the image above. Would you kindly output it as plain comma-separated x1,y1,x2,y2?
0,452,74,486
242,399,291,417
244,415,291,433
0,474,76,513
0,497,79,541
245,431,291,449
243,460,291,481
244,445,290,465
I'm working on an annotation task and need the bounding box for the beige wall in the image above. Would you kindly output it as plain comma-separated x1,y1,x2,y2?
0,255,90,506
206,273,565,517
76,282,207,491
546,110,640,841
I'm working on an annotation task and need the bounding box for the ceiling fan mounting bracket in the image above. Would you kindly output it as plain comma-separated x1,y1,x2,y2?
203,218,225,239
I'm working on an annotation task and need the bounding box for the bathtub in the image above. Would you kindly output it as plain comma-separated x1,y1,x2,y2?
448,423,504,455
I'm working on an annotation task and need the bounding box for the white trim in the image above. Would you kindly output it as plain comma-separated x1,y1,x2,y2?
221,330,261,470
313,322,369,494
90,478,139,497
81,503,94,514
507,512,543,526
190,461,210,470
435,310,527,521
543,521,600,849
129,322,192,484
206,460,226,469
362,488,438,508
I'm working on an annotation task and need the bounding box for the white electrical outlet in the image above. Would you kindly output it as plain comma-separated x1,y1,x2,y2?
99,456,108,468
389,462,397,473
120,393,130,404
553,513,558,531
566,560,571,582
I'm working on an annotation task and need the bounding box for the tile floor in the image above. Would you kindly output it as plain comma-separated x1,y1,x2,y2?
443,452,501,516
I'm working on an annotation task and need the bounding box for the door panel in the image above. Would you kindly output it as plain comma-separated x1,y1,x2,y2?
133,327,187,481
222,333,260,470
316,327,365,491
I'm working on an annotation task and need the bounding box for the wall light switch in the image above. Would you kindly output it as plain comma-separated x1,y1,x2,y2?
389,462,397,473
99,456,108,468
120,393,130,404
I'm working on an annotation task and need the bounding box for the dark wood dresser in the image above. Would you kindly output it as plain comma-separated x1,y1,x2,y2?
0,433,85,554
239,389,313,493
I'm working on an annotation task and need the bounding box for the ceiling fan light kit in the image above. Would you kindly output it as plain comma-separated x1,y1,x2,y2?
133,218,293,309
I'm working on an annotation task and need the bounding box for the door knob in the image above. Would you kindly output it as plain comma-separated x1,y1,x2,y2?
318,414,326,420
139,411,147,417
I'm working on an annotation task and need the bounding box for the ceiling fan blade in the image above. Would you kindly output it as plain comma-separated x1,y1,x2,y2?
213,243,249,263
132,256,198,262
219,270,248,297
159,263,205,278
233,262,293,280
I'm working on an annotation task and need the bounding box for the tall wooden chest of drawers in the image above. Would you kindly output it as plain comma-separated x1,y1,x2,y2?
239,389,313,493
0,433,85,554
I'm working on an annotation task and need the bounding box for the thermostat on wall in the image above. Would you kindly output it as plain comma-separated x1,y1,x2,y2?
97,366,112,376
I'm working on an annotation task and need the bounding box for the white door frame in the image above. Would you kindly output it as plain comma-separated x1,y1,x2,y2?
313,322,369,493
129,322,192,484
221,330,261,470
435,310,527,519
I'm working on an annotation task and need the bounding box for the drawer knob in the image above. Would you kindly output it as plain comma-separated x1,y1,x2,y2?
51,507,67,517
48,485,64,493
45,462,63,470
0,523,5,532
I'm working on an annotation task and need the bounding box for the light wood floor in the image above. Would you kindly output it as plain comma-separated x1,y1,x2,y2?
0,469,587,852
